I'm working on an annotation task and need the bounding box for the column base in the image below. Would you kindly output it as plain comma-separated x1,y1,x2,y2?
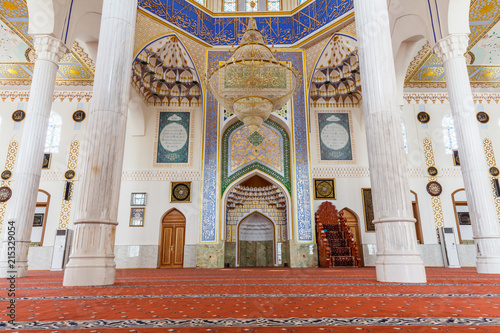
476,256,500,274
63,256,116,286
376,255,427,283
0,239,30,278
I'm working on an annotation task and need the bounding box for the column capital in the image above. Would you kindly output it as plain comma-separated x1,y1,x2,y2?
433,34,469,63
33,35,68,64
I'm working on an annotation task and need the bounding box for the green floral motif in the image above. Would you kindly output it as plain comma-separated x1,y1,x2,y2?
247,131,265,146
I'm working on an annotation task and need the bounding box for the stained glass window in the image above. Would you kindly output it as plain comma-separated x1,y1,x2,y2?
246,0,258,11
401,120,408,154
442,115,458,154
224,0,237,11
268,0,280,11
194,0,206,5
45,111,62,153
299,0,307,3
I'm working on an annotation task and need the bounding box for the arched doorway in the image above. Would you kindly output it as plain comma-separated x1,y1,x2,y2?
340,208,363,266
238,212,275,267
410,191,424,244
159,209,186,268
452,189,472,244
31,190,50,246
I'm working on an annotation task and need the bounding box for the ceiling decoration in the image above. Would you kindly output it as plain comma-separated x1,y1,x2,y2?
206,17,299,132
405,0,500,88
133,35,202,107
139,0,353,46
0,0,94,86
310,34,361,107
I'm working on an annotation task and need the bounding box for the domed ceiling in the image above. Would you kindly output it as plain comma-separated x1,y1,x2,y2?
133,35,201,106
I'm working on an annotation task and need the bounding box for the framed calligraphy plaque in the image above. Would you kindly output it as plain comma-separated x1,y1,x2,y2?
155,112,191,164
317,112,353,161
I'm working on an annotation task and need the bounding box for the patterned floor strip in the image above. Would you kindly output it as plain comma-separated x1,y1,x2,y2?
3,293,500,302
2,317,500,330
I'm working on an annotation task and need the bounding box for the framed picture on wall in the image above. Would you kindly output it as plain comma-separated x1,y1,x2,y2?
314,179,336,200
42,153,52,169
33,213,44,227
130,208,145,227
458,212,471,225
362,188,375,232
131,193,147,206
453,150,460,166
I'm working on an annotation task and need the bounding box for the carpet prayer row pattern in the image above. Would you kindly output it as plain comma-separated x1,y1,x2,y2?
1,267,500,332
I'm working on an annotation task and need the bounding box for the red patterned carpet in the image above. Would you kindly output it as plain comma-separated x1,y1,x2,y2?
1,267,500,332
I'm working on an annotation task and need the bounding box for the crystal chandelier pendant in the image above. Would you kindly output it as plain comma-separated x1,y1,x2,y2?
206,17,299,133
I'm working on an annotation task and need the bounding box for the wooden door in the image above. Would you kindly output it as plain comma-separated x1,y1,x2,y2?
340,208,364,266
159,209,185,268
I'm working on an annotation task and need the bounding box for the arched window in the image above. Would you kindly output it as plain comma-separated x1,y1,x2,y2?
45,111,62,153
268,0,280,11
223,0,237,11
442,115,457,154
401,120,408,154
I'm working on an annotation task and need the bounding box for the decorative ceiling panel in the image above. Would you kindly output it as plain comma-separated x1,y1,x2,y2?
139,0,353,46
0,0,94,85
405,0,500,87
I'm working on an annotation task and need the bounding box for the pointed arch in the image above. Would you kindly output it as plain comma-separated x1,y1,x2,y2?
222,169,292,242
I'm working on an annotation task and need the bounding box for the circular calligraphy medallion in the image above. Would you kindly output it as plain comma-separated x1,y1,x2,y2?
490,166,500,177
172,183,190,201
0,186,12,202
1,170,12,180
427,166,438,177
321,123,349,150
476,112,489,124
160,123,188,152
65,170,76,180
12,110,26,122
426,181,442,197
417,112,430,124
72,110,86,122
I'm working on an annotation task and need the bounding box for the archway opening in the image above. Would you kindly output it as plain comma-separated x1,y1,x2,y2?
224,174,289,267
239,213,275,267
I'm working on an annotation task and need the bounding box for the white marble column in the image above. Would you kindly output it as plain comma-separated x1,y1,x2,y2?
354,0,426,283
434,34,500,274
63,0,138,286
0,36,67,278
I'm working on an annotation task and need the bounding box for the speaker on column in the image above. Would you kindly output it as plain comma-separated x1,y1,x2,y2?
64,182,72,201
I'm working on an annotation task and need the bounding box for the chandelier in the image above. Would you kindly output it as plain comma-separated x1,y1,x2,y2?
206,17,299,133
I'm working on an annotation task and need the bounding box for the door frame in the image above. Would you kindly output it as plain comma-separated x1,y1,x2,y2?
340,207,363,267
158,208,186,268
35,189,50,246
410,190,424,244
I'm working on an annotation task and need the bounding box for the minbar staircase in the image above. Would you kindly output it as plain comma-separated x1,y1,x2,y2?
315,202,361,268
